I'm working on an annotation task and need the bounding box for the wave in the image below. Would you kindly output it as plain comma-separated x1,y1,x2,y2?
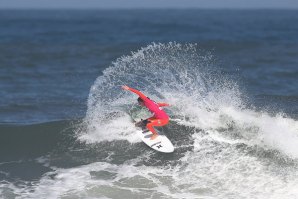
3,43,298,198
69,41,298,197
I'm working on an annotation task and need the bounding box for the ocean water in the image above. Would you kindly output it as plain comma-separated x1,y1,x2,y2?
0,10,298,199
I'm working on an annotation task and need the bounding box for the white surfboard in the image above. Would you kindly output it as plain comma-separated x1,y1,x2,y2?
136,129,174,153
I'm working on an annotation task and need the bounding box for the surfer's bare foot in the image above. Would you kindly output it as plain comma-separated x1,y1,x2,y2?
150,134,158,140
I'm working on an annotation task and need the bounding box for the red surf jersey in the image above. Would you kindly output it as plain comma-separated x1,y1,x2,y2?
143,98,169,120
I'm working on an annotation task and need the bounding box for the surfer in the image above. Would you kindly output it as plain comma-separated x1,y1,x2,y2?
122,85,170,140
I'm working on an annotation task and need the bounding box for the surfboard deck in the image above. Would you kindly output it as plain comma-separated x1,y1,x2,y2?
136,128,174,153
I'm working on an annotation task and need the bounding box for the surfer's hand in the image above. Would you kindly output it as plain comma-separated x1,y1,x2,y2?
122,85,130,90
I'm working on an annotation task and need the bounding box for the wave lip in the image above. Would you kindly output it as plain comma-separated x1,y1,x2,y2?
81,42,242,143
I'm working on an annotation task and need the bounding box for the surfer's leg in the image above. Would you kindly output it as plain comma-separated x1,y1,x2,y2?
147,119,169,140
146,118,158,139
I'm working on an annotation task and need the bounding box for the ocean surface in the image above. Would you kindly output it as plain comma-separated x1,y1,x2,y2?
0,9,298,198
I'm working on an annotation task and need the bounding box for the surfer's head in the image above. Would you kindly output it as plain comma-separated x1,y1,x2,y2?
137,97,145,106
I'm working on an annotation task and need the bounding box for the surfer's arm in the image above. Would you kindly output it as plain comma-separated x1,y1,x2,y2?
122,85,147,100
157,103,170,107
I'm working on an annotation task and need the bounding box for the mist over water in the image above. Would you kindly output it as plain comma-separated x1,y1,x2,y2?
82,43,298,158
82,43,241,141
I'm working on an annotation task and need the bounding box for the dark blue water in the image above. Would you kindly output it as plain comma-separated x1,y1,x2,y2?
0,10,297,124
0,10,298,198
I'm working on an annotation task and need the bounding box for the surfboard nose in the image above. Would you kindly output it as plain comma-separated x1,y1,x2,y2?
151,138,174,153
161,147,174,153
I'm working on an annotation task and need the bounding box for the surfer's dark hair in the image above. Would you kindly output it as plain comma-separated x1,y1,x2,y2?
137,97,144,103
